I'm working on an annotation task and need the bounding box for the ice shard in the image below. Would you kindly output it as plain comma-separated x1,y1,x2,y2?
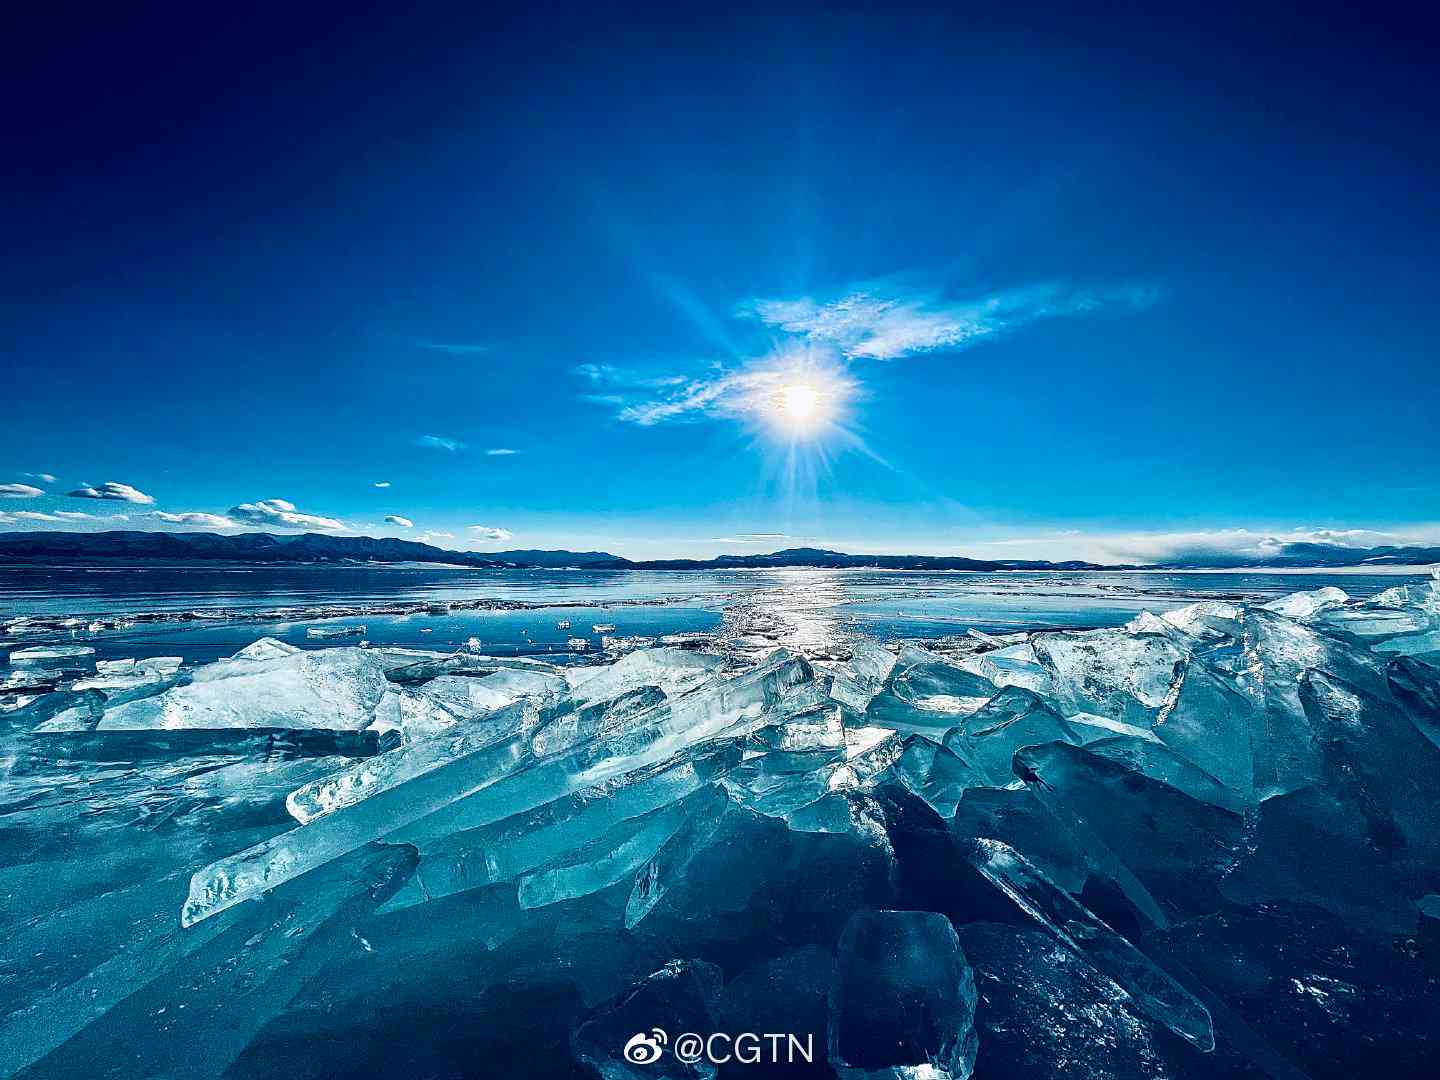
944,686,1083,786
565,646,727,705
864,645,997,728
965,838,1214,1051
99,647,391,731
828,909,978,1080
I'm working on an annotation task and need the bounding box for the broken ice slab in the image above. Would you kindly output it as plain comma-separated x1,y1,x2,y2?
828,909,979,1080
517,783,729,909
71,664,187,706
306,623,367,638
563,646,727,705
98,646,391,731
384,651,563,683
1150,658,1256,801
530,686,668,758
1081,734,1251,813
1371,628,1440,661
1030,629,1186,727
26,723,386,759
829,640,898,711
383,741,743,912
8,644,96,672
184,652,812,926
572,959,723,1079
231,637,301,661
965,837,1214,1051
286,700,541,824
1134,599,1245,646
1386,655,1440,749
879,736,981,818
15,688,106,731
15,842,416,1080
1012,740,1248,915
1299,668,1440,867
367,687,465,741
944,686,1083,787
1238,608,1391,797
864,645,998,728
184,722,533,926
391,651,813,843
952,641,1054,696
1262,585,1348,621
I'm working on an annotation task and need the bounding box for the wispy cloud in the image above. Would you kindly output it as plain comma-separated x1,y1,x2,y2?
416,531,455,544
417,434,466,452
0,483,44,498
374,481,391,489
384,515,414,528
573,363,686,389
1,510,128,523
589,277,1158,429
485,448,518,456
415,341,489,355
228,499,344,531
616,352,859,429
469,524,514,542
151,511,235,528
709,532,800,544
67,482,155,504
24,473,57,484
741,282,1160,360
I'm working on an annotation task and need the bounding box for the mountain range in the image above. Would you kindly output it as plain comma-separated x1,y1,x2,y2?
0,530,1437,571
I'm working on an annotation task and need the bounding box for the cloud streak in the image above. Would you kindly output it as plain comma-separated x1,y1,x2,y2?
485,448,518,456
742,282,1159,360
0,483,44,498
67,482,155,504
469,525,513,542
417,434,465,452
385,515,414,528
228,499,345,531
151,511,235,528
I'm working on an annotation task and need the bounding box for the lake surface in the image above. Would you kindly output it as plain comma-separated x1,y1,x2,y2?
1,564,1429,663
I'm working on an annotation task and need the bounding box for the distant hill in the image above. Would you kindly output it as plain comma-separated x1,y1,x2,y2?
0,530,1436,571
605,546,1107,571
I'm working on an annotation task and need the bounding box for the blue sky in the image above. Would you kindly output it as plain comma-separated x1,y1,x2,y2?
3,5,1437,562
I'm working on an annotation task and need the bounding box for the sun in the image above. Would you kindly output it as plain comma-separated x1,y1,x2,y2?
779,382,821,422
762,372,845,438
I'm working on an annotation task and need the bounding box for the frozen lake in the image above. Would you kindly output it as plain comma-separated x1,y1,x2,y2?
1,564,1429,663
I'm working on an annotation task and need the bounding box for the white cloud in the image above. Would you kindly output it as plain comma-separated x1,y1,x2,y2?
417,434,465,451
227,499,345,531
374,481,391,489
0,483,44,498
25,473,58,484
151,511,235,528
385,515,414,528
485,448,518,456
67,481,155,504
415,531,455,544
469,525,514,542
743,282,1159,361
